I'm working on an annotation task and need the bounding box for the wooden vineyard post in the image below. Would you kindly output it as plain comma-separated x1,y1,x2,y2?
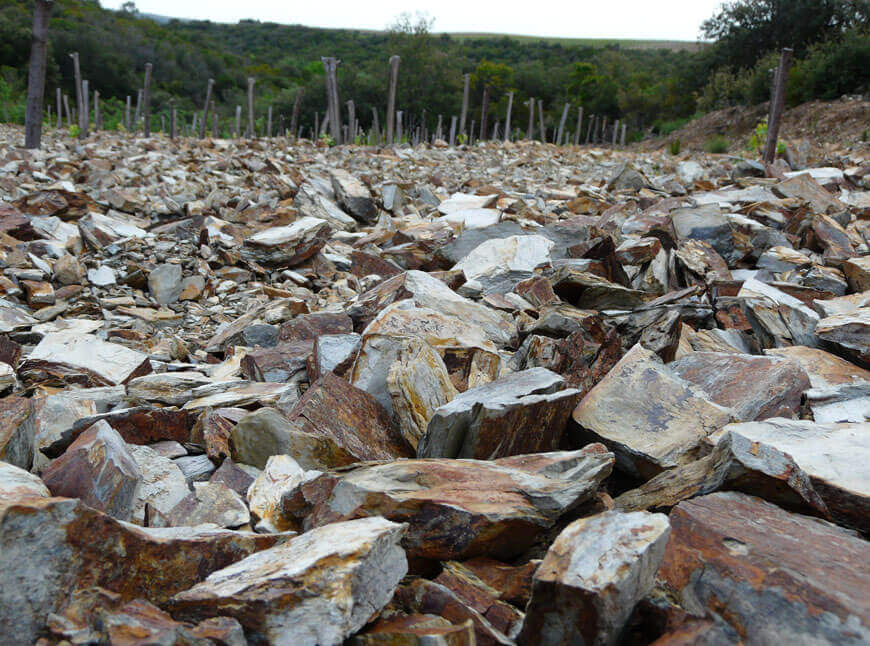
169,99,176,140
321,58,342,144
247,77,255,138
94,90,100,130
63,94,71,127
55,87,62,130
142,63,152,137
134,89,142,130
504,91,514,143
586,114,595,144
267,105,273,138
763,48,793,164
200,78,214,138
612,119,619,147
396,110,403,143
235,105,242,139
557,102,570,146
573,106,583,146
621,122,627,146
459,73,470,140
371,107,380,144
346,100,355,142
449,115,457,146
479,85,490,142
290,88,303,141
526,98,534,140
212,101,218,138
125,95,131,131
386,55,400,145
81,79,89,136
537,99,545,143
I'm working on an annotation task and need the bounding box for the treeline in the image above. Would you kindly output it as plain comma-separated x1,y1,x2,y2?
0,0,868,141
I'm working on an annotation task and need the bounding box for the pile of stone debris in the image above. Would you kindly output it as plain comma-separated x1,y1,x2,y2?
0,127,868,645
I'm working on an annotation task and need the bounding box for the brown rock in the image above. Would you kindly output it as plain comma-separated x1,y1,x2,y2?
278,311,354,343
191,408,246,462
41,420,142,520
240,340,311,382
350,614,476,645
669,352,810,420
280,446,614,561
0,395,35,470
843,256,870,292
0,496,286,643
434,561,525,636
658,492,870,643
459,557,540,608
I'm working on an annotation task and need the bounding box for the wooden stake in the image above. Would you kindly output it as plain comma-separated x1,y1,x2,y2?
526,97,534,140
346,100,354,142
459,73,470,138
212,101,218,138
479,85,490,141
290,88,303,141
63,94,71,127
267,105,273,138
537,99,545,143
586,115,595,144
764,48,793,164
55,87,62,130
396,110,403,143
557,102,570,146
449,115,457,146
235,105,242,138
612,119,619,147
93,90,100,130
246,77,255,139
81,79,89,137
200,78,214,138
371,107,380,144
504,91,514,143
134,89,142,130
70,51,84,138
321,58,342,144
386,55,400,145
621,123,627,146
142,63,152,137
573,106,584,146
436,114,443,141
169,99,176,140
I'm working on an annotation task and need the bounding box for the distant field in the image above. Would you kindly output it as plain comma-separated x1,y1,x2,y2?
442,32,705,51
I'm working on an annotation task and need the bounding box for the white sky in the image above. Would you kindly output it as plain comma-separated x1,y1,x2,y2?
100,0,725,40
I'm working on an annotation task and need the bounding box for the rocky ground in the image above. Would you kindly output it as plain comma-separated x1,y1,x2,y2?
0,124,868,645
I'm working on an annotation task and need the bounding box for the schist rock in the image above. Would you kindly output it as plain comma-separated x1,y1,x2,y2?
169,517,408,646
658,492,870,644
42,420,142,521
330,168,378,223
572,344,733,479
418,367,581,459
241,217,333,267
0,495,287,644
518,511,671,646
278,446,614,561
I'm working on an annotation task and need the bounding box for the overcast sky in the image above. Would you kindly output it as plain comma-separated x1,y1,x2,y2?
100,0,725,40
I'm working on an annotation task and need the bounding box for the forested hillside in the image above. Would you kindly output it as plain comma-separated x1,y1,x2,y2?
0,0,868,140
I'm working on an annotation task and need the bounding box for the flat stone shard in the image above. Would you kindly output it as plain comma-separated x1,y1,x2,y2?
128,443,190,525
721,420,869,533
248,455,320,533
0,496,285,644
572,344,733,479
659,492,870,644
418,367,581,459
127,371,213,406
518,511,671,646
0,460,50,499
280,446,614,561
161,481,250,529
816,307,870,368
737,278,820,348
669,352,810,421
20,332,152,387
350,614,476,645
0,395,35,470
42,420,142,521
169,517,408,646
242,217,332,267
330,168,378,223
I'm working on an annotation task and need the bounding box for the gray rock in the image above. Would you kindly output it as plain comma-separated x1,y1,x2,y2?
0,460,50,499
169,517,408,646
817,307,870,368
148,263,184,305
419,368,581,460
738,278,820,348
572,344,733,479
161,481,250,529
87,265,117,287
174,454,216,483
128,444,190,525
309,333,361,381
518,511,671,646
330,169,378,223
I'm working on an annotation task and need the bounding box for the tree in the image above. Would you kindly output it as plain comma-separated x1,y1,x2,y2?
25,0,51,149
702,0,870,69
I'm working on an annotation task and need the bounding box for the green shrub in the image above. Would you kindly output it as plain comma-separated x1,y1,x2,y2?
862,130,868,142
669,139,681,155
705,135,729,154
